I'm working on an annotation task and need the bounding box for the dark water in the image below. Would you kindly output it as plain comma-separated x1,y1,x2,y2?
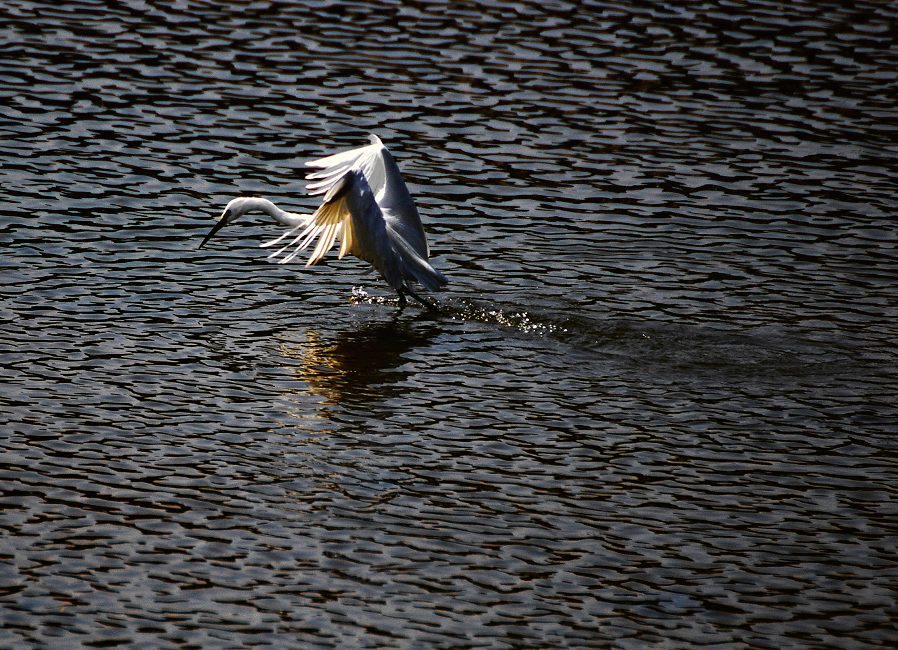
2,0,897,646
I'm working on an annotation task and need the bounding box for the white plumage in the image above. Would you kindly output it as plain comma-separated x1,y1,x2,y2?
199,135,447,307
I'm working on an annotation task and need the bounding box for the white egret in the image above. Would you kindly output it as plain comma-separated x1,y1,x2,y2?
199,134,448,308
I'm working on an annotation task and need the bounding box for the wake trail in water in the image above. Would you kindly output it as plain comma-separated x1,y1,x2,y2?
349,287,876,384
350,286,571,337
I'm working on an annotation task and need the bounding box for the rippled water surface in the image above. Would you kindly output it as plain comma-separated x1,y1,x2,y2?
2,0,898,647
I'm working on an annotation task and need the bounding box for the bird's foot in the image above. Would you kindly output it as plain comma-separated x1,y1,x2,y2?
400,287,441,314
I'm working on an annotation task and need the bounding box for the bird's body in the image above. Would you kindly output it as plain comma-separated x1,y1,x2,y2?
199,135,447,307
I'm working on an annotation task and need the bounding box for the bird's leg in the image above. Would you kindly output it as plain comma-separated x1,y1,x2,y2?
397,288,409,307
402,286,442,314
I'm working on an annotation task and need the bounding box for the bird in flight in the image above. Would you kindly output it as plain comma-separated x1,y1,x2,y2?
199,134,447,309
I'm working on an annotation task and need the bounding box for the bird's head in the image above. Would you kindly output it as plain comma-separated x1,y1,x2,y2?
198,197,257,249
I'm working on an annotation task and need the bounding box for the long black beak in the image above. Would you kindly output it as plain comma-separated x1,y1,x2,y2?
198,211,230,249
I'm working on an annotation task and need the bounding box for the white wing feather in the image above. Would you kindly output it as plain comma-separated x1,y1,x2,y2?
262,134,446,291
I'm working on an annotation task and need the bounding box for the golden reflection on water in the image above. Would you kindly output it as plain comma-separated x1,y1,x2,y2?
278,320,440,406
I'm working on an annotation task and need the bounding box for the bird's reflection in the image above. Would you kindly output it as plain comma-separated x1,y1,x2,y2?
279,318,439,406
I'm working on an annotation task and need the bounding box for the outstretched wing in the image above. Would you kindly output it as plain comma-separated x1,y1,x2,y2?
305,134,431,261
262,135,391,268
263,135,447,291
305,134,385,199
259,138,379,266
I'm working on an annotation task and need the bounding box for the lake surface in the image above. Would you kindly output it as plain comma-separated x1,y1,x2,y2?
2,0,897,647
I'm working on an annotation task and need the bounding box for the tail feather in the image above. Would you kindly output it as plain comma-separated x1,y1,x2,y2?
391,233,448,291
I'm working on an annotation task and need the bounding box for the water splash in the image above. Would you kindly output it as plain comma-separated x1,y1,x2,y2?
349,286,398,307
449,303,568,337
350,287,567,337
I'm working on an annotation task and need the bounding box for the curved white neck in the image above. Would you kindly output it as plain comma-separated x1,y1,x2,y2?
239,197,307,227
